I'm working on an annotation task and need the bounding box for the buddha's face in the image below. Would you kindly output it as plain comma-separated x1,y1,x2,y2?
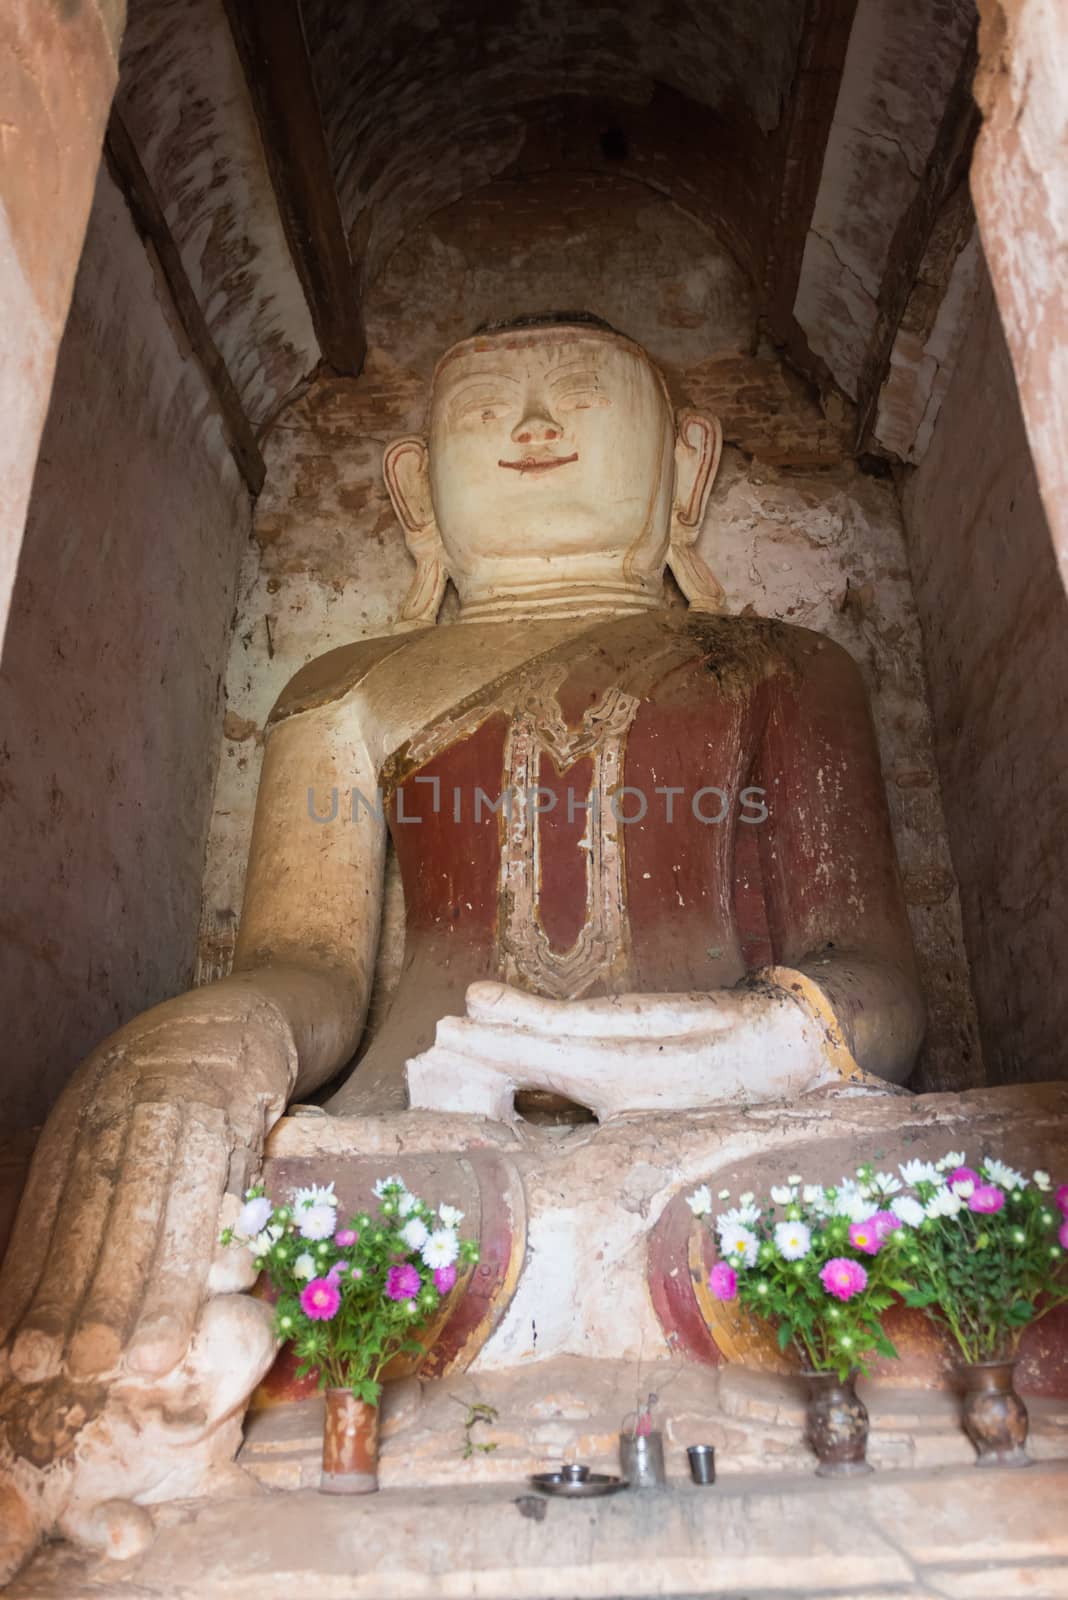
383,322,722,617
427,329,676,582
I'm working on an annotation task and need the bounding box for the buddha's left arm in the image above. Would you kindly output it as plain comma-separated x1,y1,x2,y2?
750,632,925,1083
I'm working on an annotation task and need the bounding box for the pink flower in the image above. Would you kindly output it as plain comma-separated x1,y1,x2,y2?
848,1220,882,1256
968,1185,1005,1214
709,1262,738,1301
870,1210,902,1244
1056,1185,1068,1216
300,1278,341,1321
948,1166,980,1190
335,1229,358,1247
434,1264,458,1295
386,1263,421,1301
1058,1221,1068,1250
820,1258,868,1301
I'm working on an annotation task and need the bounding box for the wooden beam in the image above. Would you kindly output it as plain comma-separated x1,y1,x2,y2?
764,0,860,336
853,28,980,452
223,0,366,376
104,109,266,495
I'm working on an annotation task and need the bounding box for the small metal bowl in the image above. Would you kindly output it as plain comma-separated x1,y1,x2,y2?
529,1463,629,1497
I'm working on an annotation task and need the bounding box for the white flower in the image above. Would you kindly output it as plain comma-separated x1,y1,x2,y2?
1034,1171,1052,1191
774,1220,811,1261
297,1203,337,1241
936,1151,966,1172
900,1159,941,1187
717,1189,730,1200
715,1204,760,1235
438,1203,465,1228
739,1192,755,1206
890,1196,926,1228
718,1223,759,1267
373,1174,406,1197
926,1188,963,1219
400,1217,429,1251
833,1182,875,1223
236,1196,273,1238
802,1185,823,1205
687,1185,713,1217
398,1191,419,1217
293,1182,337,1213
950,1177,975,1199
248,1223,282,1258
871,1171,902,1196
983,1158,1026,1191
294,1252,316,1280
770,1185,794,1205
787,1175,802,1186
422,1229,460,1270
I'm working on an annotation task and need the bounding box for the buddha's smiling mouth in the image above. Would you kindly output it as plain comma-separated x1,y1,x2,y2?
498,453,579,474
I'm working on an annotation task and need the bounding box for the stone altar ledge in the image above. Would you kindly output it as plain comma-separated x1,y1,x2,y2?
9,1462,1068,1599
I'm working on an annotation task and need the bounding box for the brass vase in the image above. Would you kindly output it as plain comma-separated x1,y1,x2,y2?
321,1387,379,1494
803,1370,873,1477
959,1361,1030,1467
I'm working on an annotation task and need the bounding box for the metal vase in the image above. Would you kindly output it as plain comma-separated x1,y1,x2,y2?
803,1370,872,1477
959,1361,1031,1467
321,1387,379,1494
618,1430,666,1488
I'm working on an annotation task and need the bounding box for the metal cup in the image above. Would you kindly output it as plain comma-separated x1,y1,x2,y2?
619,1430,666,1488
561,1463,590,1485
687,1444,716,1485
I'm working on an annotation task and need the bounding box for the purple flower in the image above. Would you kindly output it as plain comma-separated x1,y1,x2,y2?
968,1185,1005,1214
1056,1185,1068,1217
848,1220,882,1256
434,1264,458,1295
948,1166,980,1190
820,1257,868,1301
334,1229,358,1247
709,1262,738,1301
300,1278,341,1321
386,1263,421,1301
1058,1221,1068,1250
870,1210,902,1244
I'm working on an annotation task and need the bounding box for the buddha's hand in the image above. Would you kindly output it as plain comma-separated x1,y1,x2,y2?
0,982,294,1578
407,976,846,1122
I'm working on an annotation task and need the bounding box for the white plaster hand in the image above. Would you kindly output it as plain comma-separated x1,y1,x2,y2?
406,975,845,1122
0,984,293,1581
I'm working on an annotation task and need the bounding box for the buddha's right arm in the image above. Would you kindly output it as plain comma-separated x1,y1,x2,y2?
228,695,388,1099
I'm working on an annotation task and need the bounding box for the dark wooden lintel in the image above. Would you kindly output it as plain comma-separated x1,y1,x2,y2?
764,0,860,336
104,109,266,495
853,27,980,452
223,0,366,377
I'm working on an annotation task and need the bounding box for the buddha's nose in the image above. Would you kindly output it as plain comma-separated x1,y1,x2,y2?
511,407,562,445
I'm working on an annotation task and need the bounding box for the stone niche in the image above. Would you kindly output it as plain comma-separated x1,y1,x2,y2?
200,169,980,1094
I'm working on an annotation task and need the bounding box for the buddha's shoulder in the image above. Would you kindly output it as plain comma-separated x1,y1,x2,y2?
662,608,860,678
268,628,434,726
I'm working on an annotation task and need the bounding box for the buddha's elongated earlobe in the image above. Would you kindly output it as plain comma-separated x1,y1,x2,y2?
383,435,448,624
668,411,725,613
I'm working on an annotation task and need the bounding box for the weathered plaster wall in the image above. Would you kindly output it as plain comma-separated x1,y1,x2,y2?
972,0,1068,599
0,163,251,1132
903,256,1068,1084
200,174,981,1092
0,0,125,650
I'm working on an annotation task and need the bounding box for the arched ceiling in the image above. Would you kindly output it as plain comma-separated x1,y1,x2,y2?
111,0,980,483
301,0,806,283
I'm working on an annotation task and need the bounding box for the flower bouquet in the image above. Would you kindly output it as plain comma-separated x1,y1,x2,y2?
894,1152,1068,1463
689,1165,911,1473
224,1173,479,1492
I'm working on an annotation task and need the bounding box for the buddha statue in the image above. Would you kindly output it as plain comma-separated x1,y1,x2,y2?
0,313,923,1575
